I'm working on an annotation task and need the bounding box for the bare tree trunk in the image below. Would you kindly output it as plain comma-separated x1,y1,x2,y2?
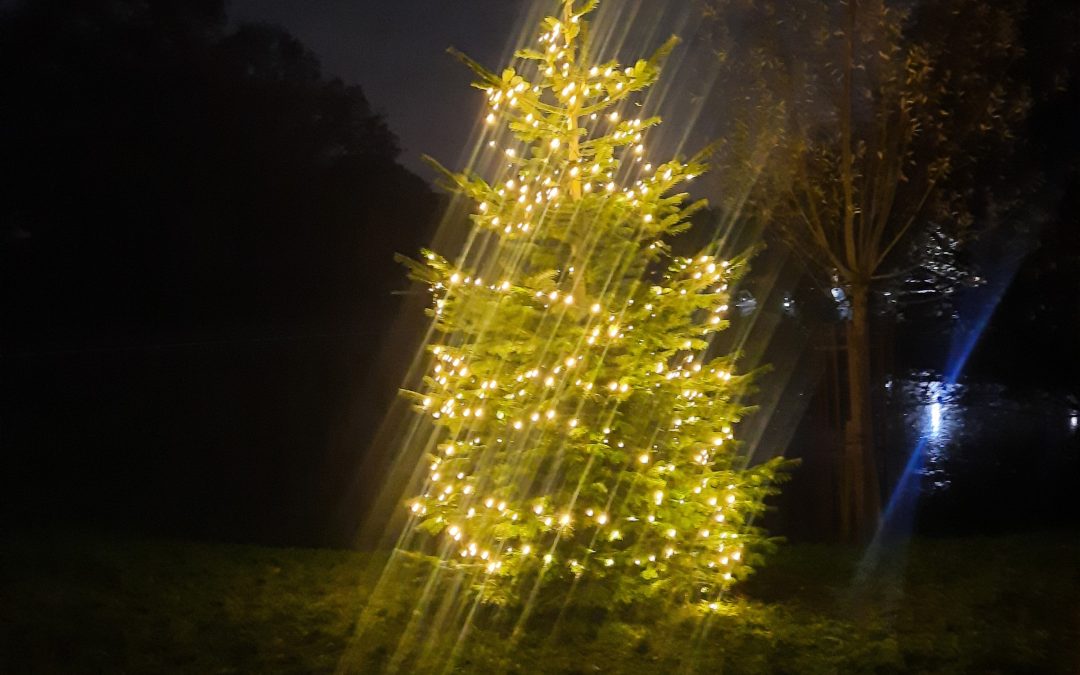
844,283,880,542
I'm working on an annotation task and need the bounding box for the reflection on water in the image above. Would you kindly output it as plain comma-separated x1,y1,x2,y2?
886,376,1079,507
895,379,964,492
929,401,943,436
774,374,1078,539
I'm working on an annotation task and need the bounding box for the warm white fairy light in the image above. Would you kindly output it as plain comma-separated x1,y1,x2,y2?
396,0,785,610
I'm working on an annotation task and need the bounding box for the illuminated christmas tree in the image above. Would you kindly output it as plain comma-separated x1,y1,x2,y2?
398,0,790,610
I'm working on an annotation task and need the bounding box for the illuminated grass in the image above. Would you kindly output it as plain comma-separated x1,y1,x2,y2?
1,531,1076,673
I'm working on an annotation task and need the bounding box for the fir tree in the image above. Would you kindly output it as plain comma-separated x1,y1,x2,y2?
398,0,790,610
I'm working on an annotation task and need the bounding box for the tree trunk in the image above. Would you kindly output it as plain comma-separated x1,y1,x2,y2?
843,283,880,542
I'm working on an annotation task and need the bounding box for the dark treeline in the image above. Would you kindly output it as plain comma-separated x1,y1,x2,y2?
1,0,439,545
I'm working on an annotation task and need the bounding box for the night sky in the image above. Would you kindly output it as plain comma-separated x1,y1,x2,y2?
228,1,532,179
228,0,712,187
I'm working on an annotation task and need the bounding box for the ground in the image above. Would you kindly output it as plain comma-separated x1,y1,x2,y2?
1,530,1077,673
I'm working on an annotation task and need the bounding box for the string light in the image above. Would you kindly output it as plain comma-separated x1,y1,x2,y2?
396,0,787,610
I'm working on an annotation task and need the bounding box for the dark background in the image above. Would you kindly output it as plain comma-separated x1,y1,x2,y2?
2,0,1078,547
1,0,444,545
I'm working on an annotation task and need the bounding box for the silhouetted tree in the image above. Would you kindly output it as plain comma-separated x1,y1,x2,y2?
702,0,1030,541
0,0,438,544
1,0,434,349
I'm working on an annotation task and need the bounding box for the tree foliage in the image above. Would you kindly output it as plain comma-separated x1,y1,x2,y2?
700,0,1030,541
703,0,1029,298
398,0,791,610
1,0,434,347
0,0,437,546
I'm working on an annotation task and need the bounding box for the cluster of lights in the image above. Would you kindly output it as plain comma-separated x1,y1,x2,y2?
411,257,750,581
397,2,777,605
464,10,700,239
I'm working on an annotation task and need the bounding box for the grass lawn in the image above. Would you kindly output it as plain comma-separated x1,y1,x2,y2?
1,530,1077,673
